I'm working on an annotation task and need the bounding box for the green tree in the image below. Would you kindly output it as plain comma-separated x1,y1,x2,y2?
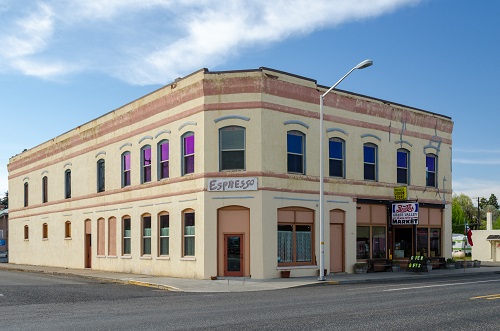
0,191,7,209
487,194,499,209
452,193,474,233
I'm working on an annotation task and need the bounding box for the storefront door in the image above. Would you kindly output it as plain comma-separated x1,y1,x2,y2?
224,234,244,277
393,227,413,258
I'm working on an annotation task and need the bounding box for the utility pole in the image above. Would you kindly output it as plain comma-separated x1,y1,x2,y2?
476,197,481,230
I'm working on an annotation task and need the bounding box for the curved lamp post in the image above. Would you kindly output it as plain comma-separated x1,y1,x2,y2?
318,59,373,281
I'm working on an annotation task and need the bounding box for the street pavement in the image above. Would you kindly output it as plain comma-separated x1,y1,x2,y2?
1,261,499,293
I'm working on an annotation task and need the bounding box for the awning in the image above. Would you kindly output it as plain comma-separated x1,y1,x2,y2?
486,235,500,240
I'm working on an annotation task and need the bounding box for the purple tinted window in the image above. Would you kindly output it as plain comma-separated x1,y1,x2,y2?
159,141,169,179
124,153,131,170
123,153,131,186
143,147,151,165
160,142,169,162
142,146,151,183
183,134,194,175
184,135,194,155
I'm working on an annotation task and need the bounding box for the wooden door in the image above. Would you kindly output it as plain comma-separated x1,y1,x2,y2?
330,224,344,273
85,220,92,268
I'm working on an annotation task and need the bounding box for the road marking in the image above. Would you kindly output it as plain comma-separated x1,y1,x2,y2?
383,279,500,292
470,294,500,300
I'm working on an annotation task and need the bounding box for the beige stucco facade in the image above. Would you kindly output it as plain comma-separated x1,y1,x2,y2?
8,67,453,279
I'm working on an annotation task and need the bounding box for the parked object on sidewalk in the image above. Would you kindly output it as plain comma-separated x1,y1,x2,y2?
354,262,368,274
446,258,456,269
473,260,481,268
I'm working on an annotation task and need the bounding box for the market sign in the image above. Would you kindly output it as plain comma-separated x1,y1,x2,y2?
392,202,419,225
208,177,258,192
394,186,407,201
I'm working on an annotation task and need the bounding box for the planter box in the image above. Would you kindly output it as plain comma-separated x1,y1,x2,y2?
280,270,290,278
473,260,481,268
354,264,368,274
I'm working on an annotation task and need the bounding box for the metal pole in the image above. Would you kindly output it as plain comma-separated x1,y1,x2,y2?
317,59,373,281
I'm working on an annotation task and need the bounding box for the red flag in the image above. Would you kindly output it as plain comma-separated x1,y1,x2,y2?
466,226,474,246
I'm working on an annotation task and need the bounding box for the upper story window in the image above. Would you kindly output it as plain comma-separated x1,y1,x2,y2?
158,140,169,180
141,145,152,184
182,132,195,175
122,152,131,187
64,169,71,199
363,144,377,181
24,182,29,207
397,149,410,184
426,154,437,187
220,126,245,171
329,138,345,178
42,176,48,203
97,159,105,192
287,130,305,174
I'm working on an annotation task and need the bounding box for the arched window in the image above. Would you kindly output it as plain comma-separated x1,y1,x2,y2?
426,154,437,187
183,209,195,256
329,138,345,178
97,159,105,192
363,143,377,181
24,225,29,240
158,212,169,256
182,132,195,175
42,223,48,239
42,176,48,203
219,126,245,171
97,218,105,256
64,169,72,199
121,152,131,187
287,130,305,174
157,140,169,180
142,214,152,255
24,182,29,207
141,145,152,184
122,216,131,255
397,149,410,184
65,221,71,238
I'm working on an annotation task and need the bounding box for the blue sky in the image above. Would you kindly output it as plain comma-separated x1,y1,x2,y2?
1,0,499,202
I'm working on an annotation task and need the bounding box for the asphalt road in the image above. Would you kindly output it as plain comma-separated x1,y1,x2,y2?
1,269,500,330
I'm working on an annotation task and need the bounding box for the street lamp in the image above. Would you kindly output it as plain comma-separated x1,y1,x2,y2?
318,59,373,281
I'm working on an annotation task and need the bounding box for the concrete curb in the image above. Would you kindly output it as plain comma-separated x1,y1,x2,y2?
127,280,181,292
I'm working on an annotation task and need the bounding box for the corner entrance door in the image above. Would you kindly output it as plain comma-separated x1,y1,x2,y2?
224,234,244,277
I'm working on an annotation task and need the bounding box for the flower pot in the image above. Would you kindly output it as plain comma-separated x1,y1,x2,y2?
354,263,368,274
281,270,290,278
473,260,481,268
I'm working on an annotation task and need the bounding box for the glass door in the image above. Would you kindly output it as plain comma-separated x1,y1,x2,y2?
224,234,244,276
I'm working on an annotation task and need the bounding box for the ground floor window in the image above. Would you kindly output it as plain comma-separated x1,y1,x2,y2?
418,227,441,257
123,217,131,255
356,226,386,259
277,208,314,266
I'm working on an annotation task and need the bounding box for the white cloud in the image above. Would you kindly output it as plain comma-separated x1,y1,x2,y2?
0,0,420,83
453,158,500,165
453,178,500,200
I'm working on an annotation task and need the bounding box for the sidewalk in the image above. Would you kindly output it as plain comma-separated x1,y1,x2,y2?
1,262,499,293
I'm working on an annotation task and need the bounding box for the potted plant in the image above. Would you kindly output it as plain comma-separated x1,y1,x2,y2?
354,262,368,274
426,260,432,271
280,270,291,278
473,260,481,268
391,260,401,272
446,258,455,269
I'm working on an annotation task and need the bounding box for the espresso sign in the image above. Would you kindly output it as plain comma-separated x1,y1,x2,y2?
208,177,258,192
392,202,419,225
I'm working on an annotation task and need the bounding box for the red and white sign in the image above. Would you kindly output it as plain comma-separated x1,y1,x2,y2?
392,202,419,225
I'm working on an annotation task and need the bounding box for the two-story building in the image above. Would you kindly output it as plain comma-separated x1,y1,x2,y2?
7,67,453,279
